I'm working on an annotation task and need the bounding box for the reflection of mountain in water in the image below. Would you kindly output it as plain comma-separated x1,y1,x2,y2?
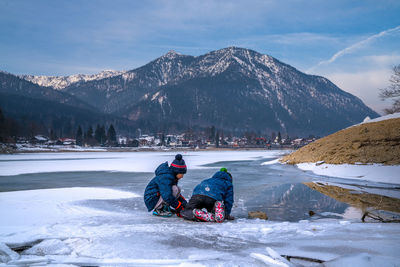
243,183,349,221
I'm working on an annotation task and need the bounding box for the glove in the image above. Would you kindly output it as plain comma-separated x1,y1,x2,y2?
178,194,187,207
175,201,184,213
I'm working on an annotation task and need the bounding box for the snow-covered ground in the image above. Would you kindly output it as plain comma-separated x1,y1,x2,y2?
295,162,400,185
0,151,399,266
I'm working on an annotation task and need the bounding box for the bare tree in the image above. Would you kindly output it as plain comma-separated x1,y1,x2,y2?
380,64,400,114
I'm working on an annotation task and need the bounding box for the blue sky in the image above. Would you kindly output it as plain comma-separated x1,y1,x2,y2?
1,0,399,113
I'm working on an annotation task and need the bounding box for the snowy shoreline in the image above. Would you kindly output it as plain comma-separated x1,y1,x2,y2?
296,162,400,185
262,156,400,185
275,113,400,185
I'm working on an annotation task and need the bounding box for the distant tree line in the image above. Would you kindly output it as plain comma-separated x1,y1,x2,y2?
0,107,18,143
75,124,117,146
0,106,119,146
1,104,318,147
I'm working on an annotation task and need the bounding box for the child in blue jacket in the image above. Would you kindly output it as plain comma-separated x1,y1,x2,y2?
182,168,234,222
144,154,187,217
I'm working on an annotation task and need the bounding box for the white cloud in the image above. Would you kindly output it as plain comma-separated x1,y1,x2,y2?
264,32,340,45
310,25,400,71
325,70,392,114
360,54,400,67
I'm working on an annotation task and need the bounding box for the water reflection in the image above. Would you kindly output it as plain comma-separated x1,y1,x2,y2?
305,182,400,222
239,183,350,221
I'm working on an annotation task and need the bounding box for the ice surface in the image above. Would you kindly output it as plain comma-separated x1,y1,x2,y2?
0,151,399,266
0,242,19,263
0,187,138,231
1,189,399,266
261,158,281,165
0,150,287,176
23,239,72,256
324,253,399,267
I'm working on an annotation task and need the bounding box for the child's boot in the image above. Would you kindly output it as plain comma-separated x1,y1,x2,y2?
193,209,215,222
153,204,173,217
214,201,225,223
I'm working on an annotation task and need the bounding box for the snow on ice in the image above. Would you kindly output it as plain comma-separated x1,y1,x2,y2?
0,185,399,266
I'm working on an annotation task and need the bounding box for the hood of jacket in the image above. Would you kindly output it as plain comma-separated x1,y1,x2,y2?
154,162,174,176
212,171,232,182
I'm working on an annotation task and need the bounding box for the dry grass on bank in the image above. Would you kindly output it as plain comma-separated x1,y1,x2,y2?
282,118,400,165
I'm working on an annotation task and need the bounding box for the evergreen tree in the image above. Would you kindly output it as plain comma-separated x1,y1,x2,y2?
277,132,282,143
94,124,101,144
50,129,57,140
0,108,19,143
0,108,4,125
215,131,220,148
86,126,93,140
63,119,73,138
100,125,106,145
85,126,94,146
76,126,83,146
107,124,117,146
160,133,166,146
271,132,276,143
210,126,215,141
0,108,5,142
95,124,106,145
283,134,290,144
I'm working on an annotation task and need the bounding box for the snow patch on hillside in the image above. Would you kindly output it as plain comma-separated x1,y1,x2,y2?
357,112,400,126
21,70,127,90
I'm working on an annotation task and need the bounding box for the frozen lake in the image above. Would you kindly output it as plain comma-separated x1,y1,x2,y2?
0,151,399,266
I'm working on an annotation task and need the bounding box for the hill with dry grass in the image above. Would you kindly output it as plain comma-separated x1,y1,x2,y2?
282,116,400,165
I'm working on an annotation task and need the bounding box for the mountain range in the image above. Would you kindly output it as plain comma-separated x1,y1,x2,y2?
0,47,379,137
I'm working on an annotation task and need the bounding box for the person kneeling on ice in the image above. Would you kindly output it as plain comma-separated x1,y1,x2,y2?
182,168,234,223
144,154,187,217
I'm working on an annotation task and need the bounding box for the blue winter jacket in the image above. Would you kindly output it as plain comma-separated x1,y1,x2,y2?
192,171,234,215
144,162,186,211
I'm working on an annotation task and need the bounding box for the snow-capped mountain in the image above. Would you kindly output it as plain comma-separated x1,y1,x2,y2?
2,47,379,136
63,47,377,135
20,70,126,90
0,71,135,136
0,71,95,110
